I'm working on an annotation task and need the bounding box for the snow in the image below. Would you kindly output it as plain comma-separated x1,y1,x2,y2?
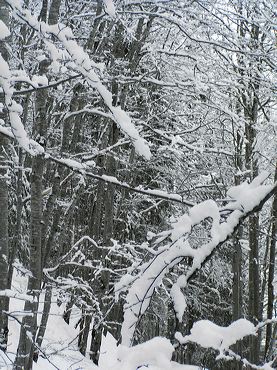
189,200,220,229
171,214,192,241
99,334,200,370
9,1,150,159
57,158,86,170
98,332,118,368
120,239,195,346
4,270,97,370
2,3,276,370
120,174,275,343
170,285,187,322
101,174,121,184
0,20,10,39
4,269,200,370
144,188,183,202
0,123,15,139
0,53,44,155
117,337,173,370
0,289,34,302
103,0,116,18
176,319,256,353
2,171,274,367
226,171,271,212
32,75,48,86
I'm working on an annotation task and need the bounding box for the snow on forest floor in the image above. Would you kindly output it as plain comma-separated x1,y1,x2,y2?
5,271,96,369
2,270,201,370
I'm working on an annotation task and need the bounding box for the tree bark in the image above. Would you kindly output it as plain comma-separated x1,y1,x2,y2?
48,0,62,25
0,0,10,352
34,286,52,362
14,60,48,370
0,134,9,352
264,165,277,360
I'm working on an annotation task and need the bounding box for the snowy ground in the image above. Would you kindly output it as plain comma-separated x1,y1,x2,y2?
2,270,201,370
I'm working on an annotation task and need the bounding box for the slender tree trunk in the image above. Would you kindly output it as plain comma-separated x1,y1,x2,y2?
34,286,52,362
48,0,62,25
264,165,277,359
8,92,30,287
39,0,48,22
0,134,9,352
230,126,244,369
86,0,103,52
14,60,48,370
14,155,44,370
232,226,243,368
0,0,10,352
78,312,92,356
266,322,277,366
248,212,260,361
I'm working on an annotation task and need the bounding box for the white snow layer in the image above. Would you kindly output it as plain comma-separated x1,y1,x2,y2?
103,0,116,18
5,0,151,159
0,53,44,155
120,173,274,345
4,270,200,370
176,319,256,352
0,20,10,39
99,333,200,370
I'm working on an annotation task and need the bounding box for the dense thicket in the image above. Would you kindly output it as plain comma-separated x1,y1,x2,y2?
0,0,276,369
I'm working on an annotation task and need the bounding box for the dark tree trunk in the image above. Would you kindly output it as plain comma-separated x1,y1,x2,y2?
14,60,48,370
264,165,277,360
0,134,9,352
34,286,52,362
48,0,62,25
0,0,10,352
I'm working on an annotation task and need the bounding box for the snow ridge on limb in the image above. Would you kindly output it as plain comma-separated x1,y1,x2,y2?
175,318,276,369
99,332,199,370
4,0,151,159
0,126,195,206
0,53,44,155
120,173,276,346
49,155,195,206
103,0,116,18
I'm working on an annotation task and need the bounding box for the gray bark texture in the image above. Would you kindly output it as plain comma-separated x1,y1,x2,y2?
0,0,10,352
48,0,62,25
264,165,277,360
14,61,48,370
0,134,9,352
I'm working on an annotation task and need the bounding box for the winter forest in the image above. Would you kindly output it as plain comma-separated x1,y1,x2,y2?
0,0,276,369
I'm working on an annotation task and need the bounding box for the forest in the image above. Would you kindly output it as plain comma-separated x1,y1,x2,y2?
0,0,276,369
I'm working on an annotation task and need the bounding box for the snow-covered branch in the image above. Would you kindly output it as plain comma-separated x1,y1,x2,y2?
4,0,151,159
175,319,276,369
0,124,195,206
120,173,277,346
0,52,44,155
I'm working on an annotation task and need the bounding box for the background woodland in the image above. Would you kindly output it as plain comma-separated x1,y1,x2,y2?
0,0,276,369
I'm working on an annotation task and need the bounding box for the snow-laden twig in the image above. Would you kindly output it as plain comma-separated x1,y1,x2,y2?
0,125,196,206
4,0,151,159
0,53,44,155
120,172,277,346
0,289,34,302
48,154,195,206
175,318,275,369
4,312,60,370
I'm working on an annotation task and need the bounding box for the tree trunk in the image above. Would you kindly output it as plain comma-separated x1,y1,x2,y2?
0,0,10,352
232,226,243,369
264,165,277,360
0,134,9,352
34,286,52,362
48,0,62,25
14,60,48,370
14,155,44,370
